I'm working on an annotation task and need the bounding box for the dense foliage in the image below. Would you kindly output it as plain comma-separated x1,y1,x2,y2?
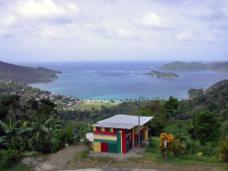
192,111,220,144
179,79,228,121
0,95,78,169
218,136,228,163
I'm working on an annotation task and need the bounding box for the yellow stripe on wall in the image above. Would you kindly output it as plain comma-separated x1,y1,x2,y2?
132,129,134,147
144,128,148,141
93,142,101,152
93,127,96,131
101,127,105,132
94,134,117,141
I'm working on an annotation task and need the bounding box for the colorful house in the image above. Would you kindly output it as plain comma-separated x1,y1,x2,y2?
92,114,153,154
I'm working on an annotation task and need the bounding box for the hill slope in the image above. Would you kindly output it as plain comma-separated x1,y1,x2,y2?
179,79,228,121
0,61,61,83
161,61,228,71
208,61,228,71
161,61,208,71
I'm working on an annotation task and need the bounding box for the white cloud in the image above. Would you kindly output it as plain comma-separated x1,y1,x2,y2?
85,23,136,41
177,29,217,42
106,28,135,41
177,31,197,41
0,0,80,38
0,15,17,27
0,0,79,30
140,12,170,29
117,29,133,38
0,15,17,37
0,0,227,62
15,0,79,19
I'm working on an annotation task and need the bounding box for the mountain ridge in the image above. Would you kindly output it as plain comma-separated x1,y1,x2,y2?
0,61,61,84
161,61,228,71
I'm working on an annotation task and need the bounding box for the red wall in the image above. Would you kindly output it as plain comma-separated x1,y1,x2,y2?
101,142,108,152
122,129,127,154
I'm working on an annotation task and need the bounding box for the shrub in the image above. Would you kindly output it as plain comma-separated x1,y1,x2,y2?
164,122,193,156
147,137,160,153
159,132,174,159
0,149,22,168
64,125,74,144
199,142,218,156
218,136,228,163
172,138,187,157
164,123,189,137
50,129,66,152
148,137,154,148
192,111,220,144
185,139,201,154
221,120,228,136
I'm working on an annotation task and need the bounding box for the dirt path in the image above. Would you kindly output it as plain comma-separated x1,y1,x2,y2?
65,169,157,171
34,144,88,171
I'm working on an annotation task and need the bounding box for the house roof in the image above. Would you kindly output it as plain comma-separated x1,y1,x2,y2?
93,114,153,129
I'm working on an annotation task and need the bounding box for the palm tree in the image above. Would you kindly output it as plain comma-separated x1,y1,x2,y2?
0,118,17,148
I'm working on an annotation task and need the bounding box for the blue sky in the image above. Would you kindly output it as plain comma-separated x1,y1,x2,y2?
0,0,228,62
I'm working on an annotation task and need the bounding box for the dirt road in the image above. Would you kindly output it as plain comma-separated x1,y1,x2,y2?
34,144,88,171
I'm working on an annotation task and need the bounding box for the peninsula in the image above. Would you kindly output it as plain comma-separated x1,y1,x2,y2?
0,61,61,84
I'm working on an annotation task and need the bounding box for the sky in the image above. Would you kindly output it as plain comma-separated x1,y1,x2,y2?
0,0,228,62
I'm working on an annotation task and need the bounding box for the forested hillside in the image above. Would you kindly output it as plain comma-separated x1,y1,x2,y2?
182,79,228,120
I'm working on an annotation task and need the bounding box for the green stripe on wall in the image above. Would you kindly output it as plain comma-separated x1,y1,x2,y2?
94,139,116,144
109,143,118,153
117,131,121,154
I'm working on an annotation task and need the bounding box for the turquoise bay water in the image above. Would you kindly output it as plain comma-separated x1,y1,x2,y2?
29,61,228,100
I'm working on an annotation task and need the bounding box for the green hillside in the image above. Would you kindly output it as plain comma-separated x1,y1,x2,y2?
161,61,228,71
183,79,228,121
161,61,208,71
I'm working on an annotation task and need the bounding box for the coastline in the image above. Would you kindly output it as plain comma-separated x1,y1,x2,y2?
28,62,228,100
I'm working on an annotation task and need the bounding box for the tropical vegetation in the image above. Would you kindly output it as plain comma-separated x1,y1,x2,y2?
0,79,228,169
0,95,80,169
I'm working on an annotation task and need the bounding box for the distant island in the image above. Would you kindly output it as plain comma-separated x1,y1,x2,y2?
0,61,61,83
160,61,228,71
146,70,179,78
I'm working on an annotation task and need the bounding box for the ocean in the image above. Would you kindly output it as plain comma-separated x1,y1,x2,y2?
28,61,228,100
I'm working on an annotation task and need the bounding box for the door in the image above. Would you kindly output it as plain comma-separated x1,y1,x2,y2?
101,142,108,152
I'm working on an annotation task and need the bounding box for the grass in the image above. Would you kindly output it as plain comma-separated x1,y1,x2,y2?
74,149,89,160
0,164,29,171
75,101,118,111
140,137,228,170
67,137,228,171
142,151,227,166
65,137,227,171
